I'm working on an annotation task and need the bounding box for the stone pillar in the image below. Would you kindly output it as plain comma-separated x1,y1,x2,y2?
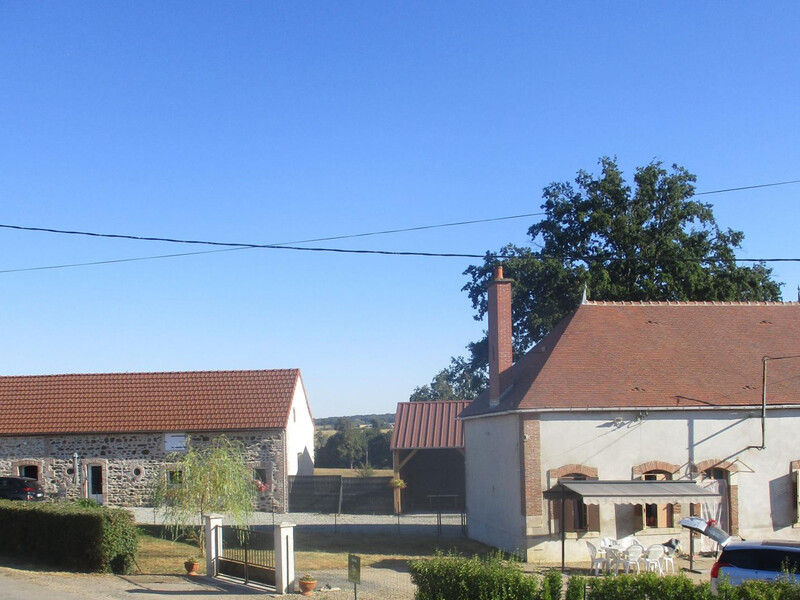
204,514,223,577
275,522,296,594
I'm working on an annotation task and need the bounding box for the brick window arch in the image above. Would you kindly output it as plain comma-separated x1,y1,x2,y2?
548,464,598,484
548,464,599,533
631,461,681,479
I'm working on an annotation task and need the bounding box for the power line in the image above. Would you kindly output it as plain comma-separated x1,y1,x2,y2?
1,177,799,274
695,179,800,196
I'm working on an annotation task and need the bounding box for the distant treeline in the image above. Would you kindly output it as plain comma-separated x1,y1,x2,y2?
314,416,393,469
314,413,395,429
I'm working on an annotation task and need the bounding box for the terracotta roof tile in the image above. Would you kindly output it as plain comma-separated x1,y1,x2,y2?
391,401,469,450
0,369,301,435
462,302,800,417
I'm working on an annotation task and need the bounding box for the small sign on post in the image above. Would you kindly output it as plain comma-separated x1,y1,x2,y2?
348,553,361,599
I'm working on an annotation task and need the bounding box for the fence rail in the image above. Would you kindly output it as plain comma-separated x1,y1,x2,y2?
289,476,394,514
216,525,275,586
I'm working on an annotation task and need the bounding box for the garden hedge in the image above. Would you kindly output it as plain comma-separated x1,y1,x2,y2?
411,555,800,600
409,552,561,600
0,500,138,573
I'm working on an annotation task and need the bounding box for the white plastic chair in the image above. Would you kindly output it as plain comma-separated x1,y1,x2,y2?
644,544,665,574
601,537,617,547
622,543,644,573
587,541,607,576
662,544,677,573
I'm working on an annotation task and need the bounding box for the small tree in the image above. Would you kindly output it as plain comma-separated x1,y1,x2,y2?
151,435,256,555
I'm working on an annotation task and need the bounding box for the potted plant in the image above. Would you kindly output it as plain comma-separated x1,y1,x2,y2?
298,573,317,596
184,556,200,575
389,478,406,489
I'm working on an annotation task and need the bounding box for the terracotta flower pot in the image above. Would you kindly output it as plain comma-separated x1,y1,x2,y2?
299,579,317,595
184,560,200,575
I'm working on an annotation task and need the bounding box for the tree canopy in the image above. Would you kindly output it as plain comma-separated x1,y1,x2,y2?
411,157,783,401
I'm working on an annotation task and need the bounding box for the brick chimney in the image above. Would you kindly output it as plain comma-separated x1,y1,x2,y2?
488,265,513,406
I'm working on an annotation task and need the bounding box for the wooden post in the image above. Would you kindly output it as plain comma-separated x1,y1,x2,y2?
393,450,402,514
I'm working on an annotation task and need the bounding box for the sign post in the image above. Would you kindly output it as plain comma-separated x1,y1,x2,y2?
348,553,361,599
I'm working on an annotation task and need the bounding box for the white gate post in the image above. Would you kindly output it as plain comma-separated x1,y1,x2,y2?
204,514,223,577
274,522,296,594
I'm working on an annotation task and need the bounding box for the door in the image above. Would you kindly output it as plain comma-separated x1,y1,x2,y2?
88,465,104,504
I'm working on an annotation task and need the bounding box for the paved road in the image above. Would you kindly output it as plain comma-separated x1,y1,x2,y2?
0,566,277,599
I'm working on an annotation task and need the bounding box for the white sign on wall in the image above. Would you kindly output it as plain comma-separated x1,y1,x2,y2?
165,433,187,452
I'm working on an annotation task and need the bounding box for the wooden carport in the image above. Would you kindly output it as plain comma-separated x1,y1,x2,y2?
390,401,469,514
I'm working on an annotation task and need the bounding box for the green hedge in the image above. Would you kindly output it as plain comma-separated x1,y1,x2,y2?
574,572,800,600
411,558,800,600
409,552,562,600
0,500,138,573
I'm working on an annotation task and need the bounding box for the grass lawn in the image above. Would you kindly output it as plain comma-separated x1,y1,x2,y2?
135,526,491,576
135,529,207,575
294,530,492,572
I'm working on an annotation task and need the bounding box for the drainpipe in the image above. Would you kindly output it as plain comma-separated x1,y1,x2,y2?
748,355,800,451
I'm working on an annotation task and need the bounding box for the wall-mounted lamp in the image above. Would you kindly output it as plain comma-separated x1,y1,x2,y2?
72,452,80,484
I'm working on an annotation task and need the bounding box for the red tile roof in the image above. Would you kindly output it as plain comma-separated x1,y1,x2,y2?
0,369,302,435
462,302,800,417
391,401,469,450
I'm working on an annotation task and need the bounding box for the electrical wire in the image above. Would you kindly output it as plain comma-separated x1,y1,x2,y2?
1,177,799,274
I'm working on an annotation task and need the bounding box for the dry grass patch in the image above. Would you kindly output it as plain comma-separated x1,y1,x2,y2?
135,529,206,575
294,531,493,571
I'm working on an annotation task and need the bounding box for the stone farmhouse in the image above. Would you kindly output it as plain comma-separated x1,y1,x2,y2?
461,266,800,562
0,369,314,512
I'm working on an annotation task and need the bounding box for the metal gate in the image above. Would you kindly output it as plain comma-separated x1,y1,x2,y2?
216,525,275,586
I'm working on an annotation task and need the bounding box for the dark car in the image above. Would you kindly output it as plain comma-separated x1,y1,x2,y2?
0,476,46,501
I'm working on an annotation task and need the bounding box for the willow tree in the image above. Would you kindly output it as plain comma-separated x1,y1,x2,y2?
151,436,256,554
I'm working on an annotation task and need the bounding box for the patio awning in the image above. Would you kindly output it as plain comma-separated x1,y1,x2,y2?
542,479,720,508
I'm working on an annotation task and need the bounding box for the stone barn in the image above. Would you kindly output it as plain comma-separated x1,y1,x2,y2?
0,369,314,512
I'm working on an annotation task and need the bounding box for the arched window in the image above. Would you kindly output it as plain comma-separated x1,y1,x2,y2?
643,469,674,528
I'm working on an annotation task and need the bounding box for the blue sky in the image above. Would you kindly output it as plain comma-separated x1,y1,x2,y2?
1,3,798,418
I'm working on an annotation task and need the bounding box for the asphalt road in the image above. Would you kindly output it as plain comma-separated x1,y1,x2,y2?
0,567,277,599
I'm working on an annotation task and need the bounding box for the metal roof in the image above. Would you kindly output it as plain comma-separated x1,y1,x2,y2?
390,401,469,450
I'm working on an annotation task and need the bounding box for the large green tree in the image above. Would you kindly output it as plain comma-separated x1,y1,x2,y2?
413,157,783,399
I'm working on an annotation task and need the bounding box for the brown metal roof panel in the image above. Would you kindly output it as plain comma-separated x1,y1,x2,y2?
391,401,469,450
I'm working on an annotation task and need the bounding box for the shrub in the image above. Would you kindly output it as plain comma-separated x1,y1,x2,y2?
542,570,563,600
586,572,711,600
0,500,138,573
566,574,588,600
409,551,545,600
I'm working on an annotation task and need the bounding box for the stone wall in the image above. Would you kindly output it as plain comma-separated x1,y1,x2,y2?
0,429,288,512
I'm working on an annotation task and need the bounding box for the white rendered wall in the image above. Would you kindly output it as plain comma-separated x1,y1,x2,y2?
528,408,800,561
465,414,525,555
285,379,315,476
